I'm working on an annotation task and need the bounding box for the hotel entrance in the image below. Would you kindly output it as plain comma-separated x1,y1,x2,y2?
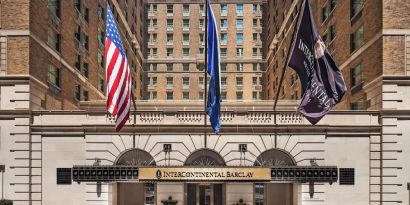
99,148,323,205
186,184,224,205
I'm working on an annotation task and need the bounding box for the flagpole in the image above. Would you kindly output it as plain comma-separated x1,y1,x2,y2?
273,0,306,124
204,0,209,148
131,87,137,148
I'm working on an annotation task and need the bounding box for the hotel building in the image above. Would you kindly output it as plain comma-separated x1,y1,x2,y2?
0,1,409,205
145,1,264,101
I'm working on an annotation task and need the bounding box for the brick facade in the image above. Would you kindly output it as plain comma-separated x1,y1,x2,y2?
0,0,146,110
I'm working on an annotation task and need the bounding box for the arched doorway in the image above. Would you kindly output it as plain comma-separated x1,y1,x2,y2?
114,149,156,205
184,149,225,205
254,149,297,205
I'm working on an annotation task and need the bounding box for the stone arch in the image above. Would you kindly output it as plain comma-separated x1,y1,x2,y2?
114,148,156,166
184,148,226,166
254,148,296,166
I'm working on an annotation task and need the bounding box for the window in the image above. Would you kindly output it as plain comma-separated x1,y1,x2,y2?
56,168,72,185
167,33,173,43
198,64,205,71
236,19,243,29
253,4,258,13
150,33,157,43
152,77,157,86
75,54,81,70
236,63,243,72
183,92,189,100
199,19,204,28
98,77,104,92
48,27,60,52
199,4,204,14
236,77,243,86
351,63,363,89
152,5,157,13
152,19,157,27
199,34,204,44
183,34,189,43
84,7,89,23
183,19,190,29
253,48,258,56
183,77,189,86
183,4,189,14
220,4,227,15
167,64,173,72
74,84,81,101
98,28,105,46
330,24,336,42
253,33,258,42
236,48,244,57
151,64,157,71
351,97,366,110
330,0,336,11
254,184,264,205
167,48,173,57
221,92,227,100
48,0,61,18
221,19,227,28
221,63,227,72
183,64,189,72
166,92,173,100
351,0,363,18
82,90,89,101
199,92,204,100
199,48,204,54
253,63,259,71
167,4,173,14
236,33,243,44
167,19,173,29
150,92,157,100
236,4,243,15
253,92,258,100
221,33,227,44
253,19,258,27
199,77,204,85
150,48,157,57
253,77,258,85
351,26,364,52
183,48,190,57
236,92,243,100
82,62,89,78
81,33,89,50
74,0,81,12
221,77,227,86
221,48,227,57
321,6,329,22
166,77,173,86
48,63,60,87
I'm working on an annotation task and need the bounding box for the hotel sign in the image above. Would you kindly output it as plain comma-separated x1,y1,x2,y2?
138,167,272,181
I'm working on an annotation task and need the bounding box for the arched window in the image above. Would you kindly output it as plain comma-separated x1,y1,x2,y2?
114,148,156,166
184,149,225,166
254,149,296,166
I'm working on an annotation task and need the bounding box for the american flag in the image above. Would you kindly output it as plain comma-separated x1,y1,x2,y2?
105,4,132,131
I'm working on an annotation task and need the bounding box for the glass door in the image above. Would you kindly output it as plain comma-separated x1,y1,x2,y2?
199,185,212,205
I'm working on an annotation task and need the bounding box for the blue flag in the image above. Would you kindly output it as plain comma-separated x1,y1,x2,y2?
206,3,221,133
288,0,346,124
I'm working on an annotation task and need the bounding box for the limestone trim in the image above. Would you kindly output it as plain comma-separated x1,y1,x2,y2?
0,30,30,36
